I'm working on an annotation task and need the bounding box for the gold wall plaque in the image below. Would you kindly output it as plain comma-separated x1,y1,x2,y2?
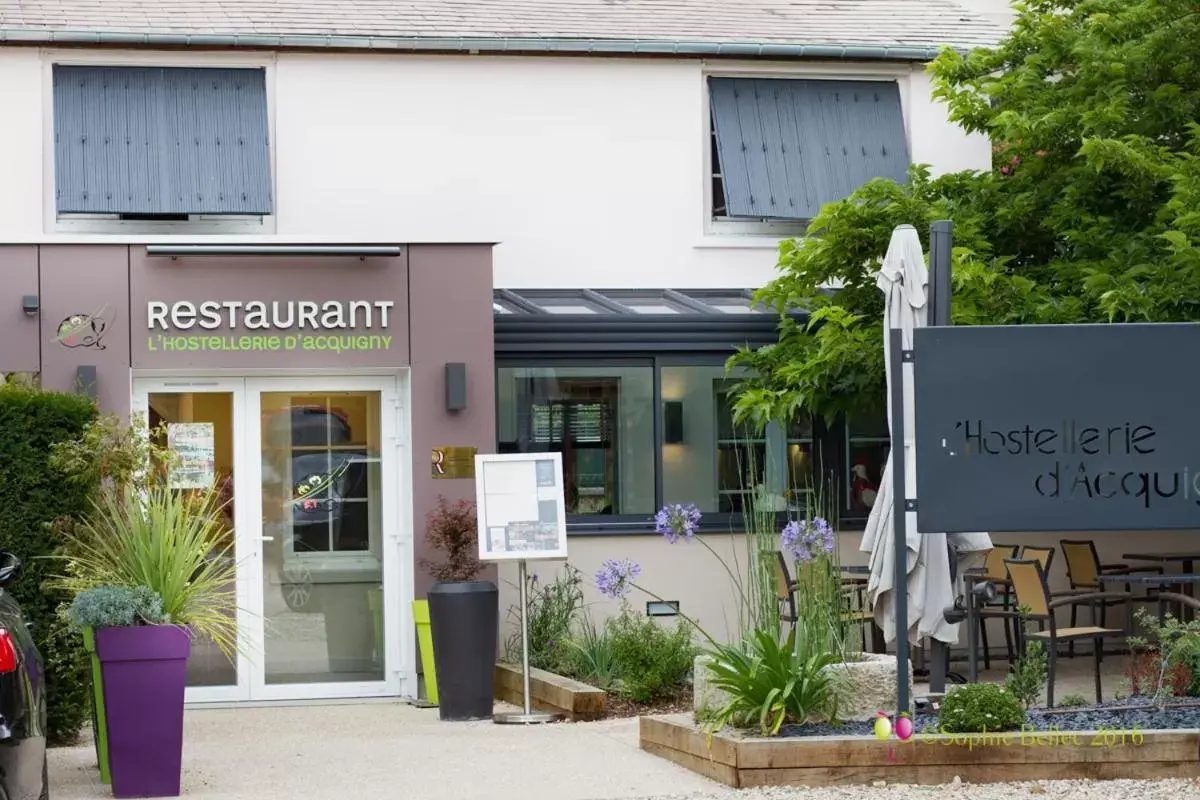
432,446,478,479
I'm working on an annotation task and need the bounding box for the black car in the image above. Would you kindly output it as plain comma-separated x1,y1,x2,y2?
0,552,47,800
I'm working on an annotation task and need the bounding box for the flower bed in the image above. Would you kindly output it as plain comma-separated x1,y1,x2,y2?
639,711,1200,787
780,698,1200,737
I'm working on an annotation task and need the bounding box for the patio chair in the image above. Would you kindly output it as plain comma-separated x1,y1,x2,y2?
967,544,1018,669
1019,544,1055,573
774,551,881,653
1156,592,1200,620
1012,544,1106,657
1004,558,1132,707
1060,540,1162,658
839,579,881,653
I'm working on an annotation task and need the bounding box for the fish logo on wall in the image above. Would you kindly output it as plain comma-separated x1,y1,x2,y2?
55,307,110,349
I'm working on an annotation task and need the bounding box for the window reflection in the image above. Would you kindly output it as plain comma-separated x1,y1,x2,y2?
661,366,813,516
148,392,237,689
846,413,889,516
260,392,384,685
497,367,654,515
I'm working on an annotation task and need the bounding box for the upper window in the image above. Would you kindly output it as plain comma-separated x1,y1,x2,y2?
708,77,910,234
51,65,273,227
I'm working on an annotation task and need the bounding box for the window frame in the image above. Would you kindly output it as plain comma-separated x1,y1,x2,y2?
497,354,849,536
41,49,278,236
497,357,658,534
700,60,914,241
839,411,891,528
269,396,384,564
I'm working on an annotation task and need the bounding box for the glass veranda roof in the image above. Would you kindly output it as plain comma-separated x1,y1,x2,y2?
493,288,770,316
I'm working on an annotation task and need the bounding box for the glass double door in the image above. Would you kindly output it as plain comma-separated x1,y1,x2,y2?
132,376,405,703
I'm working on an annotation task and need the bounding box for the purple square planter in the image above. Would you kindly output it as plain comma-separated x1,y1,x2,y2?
95,625,190,798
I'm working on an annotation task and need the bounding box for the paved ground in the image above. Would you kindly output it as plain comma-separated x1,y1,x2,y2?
47,654,1188,800
49,701,719,800
50,696,1200,800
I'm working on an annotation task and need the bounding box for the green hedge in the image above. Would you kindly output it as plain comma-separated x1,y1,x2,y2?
0,383,97,744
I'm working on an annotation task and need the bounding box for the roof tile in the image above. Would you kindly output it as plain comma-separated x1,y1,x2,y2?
0,0,1004,53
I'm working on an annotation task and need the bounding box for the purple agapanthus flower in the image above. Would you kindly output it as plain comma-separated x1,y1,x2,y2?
781,517,835,563
595,558,641,599
655,503,702,543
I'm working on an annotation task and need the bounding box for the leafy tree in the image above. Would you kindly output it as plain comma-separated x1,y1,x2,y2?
732,0,1200,427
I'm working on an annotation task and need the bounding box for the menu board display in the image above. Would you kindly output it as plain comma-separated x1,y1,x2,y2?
167,422,216,489
475,453,568,561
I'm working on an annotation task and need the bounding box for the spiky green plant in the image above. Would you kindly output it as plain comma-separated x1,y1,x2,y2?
52,482,239,658
702,627,841,737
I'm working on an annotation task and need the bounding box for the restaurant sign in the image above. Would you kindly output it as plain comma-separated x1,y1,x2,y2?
913,323,1200,533
145,300,395,353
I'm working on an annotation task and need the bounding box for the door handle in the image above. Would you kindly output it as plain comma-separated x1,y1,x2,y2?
262,536,276,542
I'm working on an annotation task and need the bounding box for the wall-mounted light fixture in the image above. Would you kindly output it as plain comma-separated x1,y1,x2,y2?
445,363,467,412
21,295,38,316
663,401,684,444
75,365,98,401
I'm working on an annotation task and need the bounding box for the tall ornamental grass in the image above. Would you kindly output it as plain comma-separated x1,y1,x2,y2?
53,482,239,657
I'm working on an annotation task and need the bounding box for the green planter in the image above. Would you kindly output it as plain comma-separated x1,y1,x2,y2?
412,600,438,705
82,627,111,785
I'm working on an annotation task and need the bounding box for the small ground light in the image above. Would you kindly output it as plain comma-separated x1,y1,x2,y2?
646,601,680,617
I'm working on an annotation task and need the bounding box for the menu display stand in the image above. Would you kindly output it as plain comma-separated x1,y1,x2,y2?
474,453,570,726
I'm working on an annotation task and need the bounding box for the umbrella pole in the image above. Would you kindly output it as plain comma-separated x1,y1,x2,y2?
889,327,911,717
926,219,956,697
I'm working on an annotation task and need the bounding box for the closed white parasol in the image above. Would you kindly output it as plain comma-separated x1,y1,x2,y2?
859,225,992,646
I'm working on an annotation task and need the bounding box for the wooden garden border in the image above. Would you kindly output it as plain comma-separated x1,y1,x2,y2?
639,714,1200,786
493,663,606,721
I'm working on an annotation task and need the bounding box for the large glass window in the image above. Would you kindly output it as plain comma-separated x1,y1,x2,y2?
661,365,813,515
845,413,889,518
499,359,877,531
714,383,766,513
260,393,382,556
259,391,384,684
497,366,655,516
148,391,237,689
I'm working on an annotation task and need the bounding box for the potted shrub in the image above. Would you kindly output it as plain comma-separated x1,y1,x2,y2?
55,482,236,798
420,496,496,721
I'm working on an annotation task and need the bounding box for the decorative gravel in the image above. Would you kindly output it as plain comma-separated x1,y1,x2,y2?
778,698,1200,737
635,778,1200,798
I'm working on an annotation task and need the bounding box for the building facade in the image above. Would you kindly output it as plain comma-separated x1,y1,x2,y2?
0,0,1009,703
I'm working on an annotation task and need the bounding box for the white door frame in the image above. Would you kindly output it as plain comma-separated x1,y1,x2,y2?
131,377,254,704
131,373,413,704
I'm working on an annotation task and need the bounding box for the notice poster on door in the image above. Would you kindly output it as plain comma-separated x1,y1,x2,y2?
475,453,567,561
168,422,216,490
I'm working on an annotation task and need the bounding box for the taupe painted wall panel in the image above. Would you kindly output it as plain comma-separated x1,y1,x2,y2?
0,246,41,373
408,245,498,598
129,249,410,370
38,245,131,416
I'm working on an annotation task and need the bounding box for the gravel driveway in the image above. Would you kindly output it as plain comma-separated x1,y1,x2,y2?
635,778,1200,799
49,702,1200,800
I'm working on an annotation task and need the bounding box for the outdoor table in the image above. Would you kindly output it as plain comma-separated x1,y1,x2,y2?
1123,552,1200,580
1123,552,1200,607
1097,573,1200,621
